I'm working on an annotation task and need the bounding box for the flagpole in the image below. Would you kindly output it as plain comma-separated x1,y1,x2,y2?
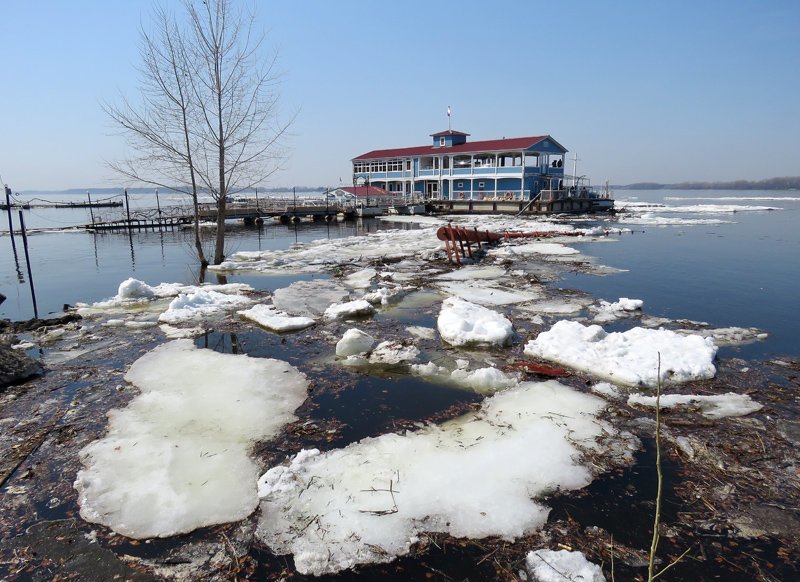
447,105,451,131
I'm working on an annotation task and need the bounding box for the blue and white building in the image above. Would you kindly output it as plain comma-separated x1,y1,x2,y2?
351,129,569,202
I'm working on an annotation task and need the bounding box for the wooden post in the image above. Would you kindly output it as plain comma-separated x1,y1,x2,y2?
18,210,39,319
124,188,132,227
447,223,460,266
5,185,17,248
87,191,95,225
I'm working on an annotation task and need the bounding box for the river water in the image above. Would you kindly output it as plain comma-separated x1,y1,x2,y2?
1,189,798,361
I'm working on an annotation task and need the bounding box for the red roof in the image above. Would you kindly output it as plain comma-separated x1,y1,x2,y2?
430,130,470,137
353,135,557,161
338,186,392,197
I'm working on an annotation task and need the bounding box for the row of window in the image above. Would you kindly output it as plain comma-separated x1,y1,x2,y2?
353,160,411,173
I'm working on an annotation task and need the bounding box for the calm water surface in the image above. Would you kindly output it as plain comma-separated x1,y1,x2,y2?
2,189,797,361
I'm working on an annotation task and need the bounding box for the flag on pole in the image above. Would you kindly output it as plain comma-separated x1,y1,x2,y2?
447,106,451,118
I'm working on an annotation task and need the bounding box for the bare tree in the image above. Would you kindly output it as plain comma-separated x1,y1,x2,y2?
106,0,291,265
183,0,290,264
105,5,207,265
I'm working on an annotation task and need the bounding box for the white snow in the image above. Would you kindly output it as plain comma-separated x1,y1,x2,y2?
628,392,763,419
324,299,376,320
524,320,718,387
526,549,606,582
158,289,253,324
437,297,514,347
335,328,377,357
256,381,635,576
74,340,308,539
239,304,316,332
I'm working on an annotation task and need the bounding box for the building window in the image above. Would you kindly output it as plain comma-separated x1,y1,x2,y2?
439,137,445,146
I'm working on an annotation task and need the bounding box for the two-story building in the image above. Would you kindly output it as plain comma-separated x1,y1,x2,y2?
351,129,568,202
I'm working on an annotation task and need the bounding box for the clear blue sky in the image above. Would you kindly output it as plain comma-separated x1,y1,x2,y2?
1,0,798,191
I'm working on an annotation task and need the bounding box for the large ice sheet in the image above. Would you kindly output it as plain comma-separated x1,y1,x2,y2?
256,381,635,575
74,340,308,539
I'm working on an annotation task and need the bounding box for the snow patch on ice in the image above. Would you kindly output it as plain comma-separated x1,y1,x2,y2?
437,297,514,347
74,340,308,539
524,320,717,387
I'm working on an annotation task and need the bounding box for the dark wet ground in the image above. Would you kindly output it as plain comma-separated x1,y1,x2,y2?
1,286,799,581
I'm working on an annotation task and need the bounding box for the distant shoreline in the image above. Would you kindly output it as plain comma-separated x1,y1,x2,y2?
617,177,800,190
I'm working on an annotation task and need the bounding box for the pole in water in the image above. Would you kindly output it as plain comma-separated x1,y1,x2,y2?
5,185,18,250
124,188,132,225
87,190,95,224
18,210,39,319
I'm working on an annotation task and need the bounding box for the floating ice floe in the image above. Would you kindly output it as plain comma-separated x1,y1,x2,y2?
591,297,643,323
239,304,316,332
74,340,308,539
158,289,253,324
436,279,540,306
344,268,377,289
406,325,437,340
489,241,581,258
411,361,519,393
515,297,592,316
526,548,606,581
437,297,514,347
615,214,734,226
675,326,768,346
335,328,376,357
102,319,159,330
628,392,763,419
524,320,717,387
256,380,636,576
324,299,376,320
363,285,408,306
340,340,420,367
159,324,205,339
272,279,349,317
